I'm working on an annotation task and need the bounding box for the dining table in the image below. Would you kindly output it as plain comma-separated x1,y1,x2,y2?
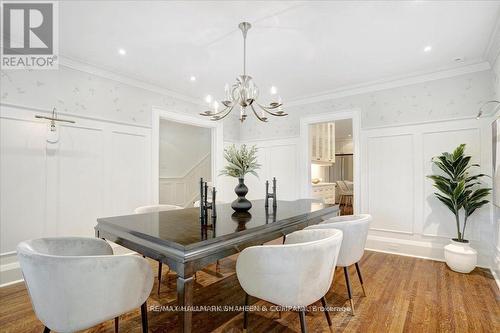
95,198,339,333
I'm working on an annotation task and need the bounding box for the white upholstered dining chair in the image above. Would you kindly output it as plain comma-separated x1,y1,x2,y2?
17,237,153,333
307,214,372,315
236,228,343,333
134,204,182,294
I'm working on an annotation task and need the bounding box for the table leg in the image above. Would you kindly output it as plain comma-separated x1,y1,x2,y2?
177,275,194,333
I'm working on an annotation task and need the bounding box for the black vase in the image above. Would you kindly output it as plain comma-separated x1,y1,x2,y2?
231,177,252,212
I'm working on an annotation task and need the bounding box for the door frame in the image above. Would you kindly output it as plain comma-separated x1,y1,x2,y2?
151,107,224,204
299,108,361,213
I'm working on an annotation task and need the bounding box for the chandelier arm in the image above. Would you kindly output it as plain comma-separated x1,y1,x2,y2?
256,102,282,110
199,104,231,117
210,105,235,121
250,104,268,122
256,103,288,116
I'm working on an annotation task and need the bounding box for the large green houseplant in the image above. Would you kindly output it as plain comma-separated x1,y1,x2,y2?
220,144,260,212
427,144,490,273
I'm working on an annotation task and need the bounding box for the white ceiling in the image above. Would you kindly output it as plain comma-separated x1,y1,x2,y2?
59,1,500,103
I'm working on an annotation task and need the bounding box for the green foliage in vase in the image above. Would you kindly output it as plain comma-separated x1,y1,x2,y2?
220,144,261,179
427,144,491,242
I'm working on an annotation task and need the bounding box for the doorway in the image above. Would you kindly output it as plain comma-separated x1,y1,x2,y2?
151,108,224,206
299,109,361,215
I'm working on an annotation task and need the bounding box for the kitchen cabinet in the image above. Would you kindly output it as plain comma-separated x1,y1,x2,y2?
311,122,335,164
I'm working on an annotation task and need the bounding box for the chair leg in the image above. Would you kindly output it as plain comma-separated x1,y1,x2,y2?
157,262,162,295
43,327,50,333
114,316,119,333
355,262,366,296
320,297,332,326
140,302,148,333
243,293,249,332
343,266,355,315
299,310,307,333
216,259,220,273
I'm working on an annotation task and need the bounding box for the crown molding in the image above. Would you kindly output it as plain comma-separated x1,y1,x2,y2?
484,6,500,66
58,56,204,107
286,61,491,108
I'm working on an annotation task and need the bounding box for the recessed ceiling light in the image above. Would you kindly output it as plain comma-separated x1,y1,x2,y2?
118,48,126,55
190,76,196,82
348,134,352,137
424,45,432,53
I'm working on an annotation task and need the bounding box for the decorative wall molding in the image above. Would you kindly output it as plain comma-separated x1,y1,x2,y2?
361,116,493,268
59,56,203,107
484,9,500,66
287,62,491,107
0,104,152,287
0,102,152,129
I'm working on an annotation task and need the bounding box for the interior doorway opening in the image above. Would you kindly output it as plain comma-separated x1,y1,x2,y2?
299,109,361,215
310,119,353,214
159,119,212,207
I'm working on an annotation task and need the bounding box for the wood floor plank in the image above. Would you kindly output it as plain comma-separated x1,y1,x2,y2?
0,251,498,333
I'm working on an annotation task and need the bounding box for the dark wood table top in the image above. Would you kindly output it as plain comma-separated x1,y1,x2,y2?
97,199,337,251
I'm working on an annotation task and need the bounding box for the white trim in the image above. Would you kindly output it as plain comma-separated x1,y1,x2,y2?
287,62,491,107
299,109,361,213
491,265,500,291
151,107,223,204
59,56,203,107
0,102,151,129
484,7,500,66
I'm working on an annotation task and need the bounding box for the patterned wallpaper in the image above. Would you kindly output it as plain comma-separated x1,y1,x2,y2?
0,66,241,141
239,70,494,141
0,66,494,143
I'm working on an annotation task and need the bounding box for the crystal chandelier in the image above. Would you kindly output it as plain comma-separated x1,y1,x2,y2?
200,22,287,123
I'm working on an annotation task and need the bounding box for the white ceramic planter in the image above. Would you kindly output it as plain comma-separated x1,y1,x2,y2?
444,239,477,273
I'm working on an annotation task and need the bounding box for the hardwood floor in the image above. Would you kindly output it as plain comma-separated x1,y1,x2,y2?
1,251,498,333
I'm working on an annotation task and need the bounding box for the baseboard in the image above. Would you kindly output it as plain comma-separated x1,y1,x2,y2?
366,235,491,268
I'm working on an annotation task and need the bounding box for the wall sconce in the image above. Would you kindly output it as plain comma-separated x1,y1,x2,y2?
35,107,75,143
476,100,500,119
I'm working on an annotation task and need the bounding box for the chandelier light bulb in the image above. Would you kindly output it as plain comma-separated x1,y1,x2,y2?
199,22,288,123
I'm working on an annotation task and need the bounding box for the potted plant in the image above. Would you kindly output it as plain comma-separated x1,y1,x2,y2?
220,144,260,212
427,144,490,273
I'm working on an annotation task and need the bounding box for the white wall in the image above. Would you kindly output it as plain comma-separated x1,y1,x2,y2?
159,120,211,178
240,69,494,141
235,68,496,267
361,117,493,266
159,120,212,207
0,104,151,285
0,65,241,142
0,64,240,286
492,53,500,280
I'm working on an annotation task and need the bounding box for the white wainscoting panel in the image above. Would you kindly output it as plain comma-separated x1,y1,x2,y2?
0,105,152,286
362,117,493,267
110,131,151,216
0,118,48,254
366,134,414,234
422,128,482,241
233,138,300,201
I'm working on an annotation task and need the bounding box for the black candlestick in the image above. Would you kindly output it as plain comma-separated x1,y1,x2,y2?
199,178,217,229
265,177,277,209
199,178,205,226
